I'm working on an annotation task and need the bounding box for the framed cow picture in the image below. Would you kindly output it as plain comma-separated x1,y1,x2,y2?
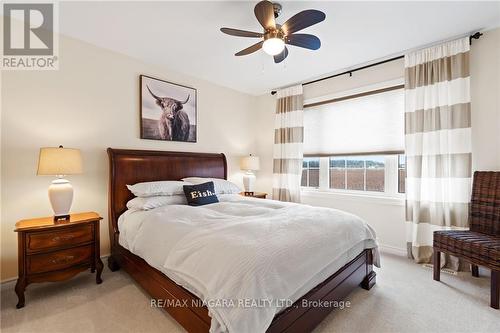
140,75,197,142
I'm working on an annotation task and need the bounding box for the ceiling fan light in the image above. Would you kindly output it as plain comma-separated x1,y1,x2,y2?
262,38,285,56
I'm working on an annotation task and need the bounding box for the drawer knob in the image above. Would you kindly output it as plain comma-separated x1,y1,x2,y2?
50,255,75,264
52,234,75,242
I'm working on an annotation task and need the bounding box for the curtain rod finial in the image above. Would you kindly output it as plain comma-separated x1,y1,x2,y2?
469,32,483,44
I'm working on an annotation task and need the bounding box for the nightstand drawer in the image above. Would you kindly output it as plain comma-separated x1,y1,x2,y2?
26,225,93,252
28,245,92,274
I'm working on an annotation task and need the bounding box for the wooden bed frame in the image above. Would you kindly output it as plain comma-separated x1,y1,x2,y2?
107,148,376,332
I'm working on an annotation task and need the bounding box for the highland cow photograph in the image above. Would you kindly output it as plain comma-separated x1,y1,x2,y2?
140,75,197,142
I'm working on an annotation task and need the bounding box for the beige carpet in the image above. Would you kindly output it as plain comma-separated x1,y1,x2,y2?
1,253,499,333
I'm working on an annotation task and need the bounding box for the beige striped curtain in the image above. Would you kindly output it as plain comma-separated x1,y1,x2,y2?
405,37,472,269
273,85,304,202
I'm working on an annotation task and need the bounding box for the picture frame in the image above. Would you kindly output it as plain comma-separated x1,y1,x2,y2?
140,74,197,142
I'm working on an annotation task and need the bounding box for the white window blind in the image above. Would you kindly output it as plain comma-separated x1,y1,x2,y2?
303,88,405,156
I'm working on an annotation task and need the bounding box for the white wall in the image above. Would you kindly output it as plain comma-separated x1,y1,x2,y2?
1,34,257,281
254,93,276,194
254,28,500,254
470,28,500,170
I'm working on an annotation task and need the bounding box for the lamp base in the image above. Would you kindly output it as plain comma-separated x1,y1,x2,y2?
48,178,74,218
243,171,256,193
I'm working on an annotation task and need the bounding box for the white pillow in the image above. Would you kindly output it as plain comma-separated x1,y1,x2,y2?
126,195,187,210
181,177,241,194
127,181,190,197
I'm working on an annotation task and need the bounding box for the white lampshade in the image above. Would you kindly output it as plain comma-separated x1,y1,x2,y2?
240,155,260,171
37,146,83,176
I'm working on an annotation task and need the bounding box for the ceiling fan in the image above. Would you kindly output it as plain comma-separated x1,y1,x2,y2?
220,1,326,63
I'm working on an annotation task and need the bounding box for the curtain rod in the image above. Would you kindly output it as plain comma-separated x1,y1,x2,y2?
270,32,483,95
303,84,404,109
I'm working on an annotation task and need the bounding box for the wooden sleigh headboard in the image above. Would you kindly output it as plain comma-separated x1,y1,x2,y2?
107,148,227,247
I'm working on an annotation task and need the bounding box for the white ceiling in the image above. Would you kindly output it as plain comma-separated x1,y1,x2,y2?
59,1,500,95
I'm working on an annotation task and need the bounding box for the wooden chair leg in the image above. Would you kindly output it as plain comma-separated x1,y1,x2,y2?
471,264,479,277
492,270,499,309
433,249,441,281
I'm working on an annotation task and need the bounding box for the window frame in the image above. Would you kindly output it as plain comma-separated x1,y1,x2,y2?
301,154,404,199
301,158,320,188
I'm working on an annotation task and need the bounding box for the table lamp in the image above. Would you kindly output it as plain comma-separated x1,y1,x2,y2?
37,146,83,220
240,154,260,195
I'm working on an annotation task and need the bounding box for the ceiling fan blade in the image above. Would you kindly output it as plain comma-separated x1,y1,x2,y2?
281,10,326,35
220,28,263,38
274,47,289,63
254,0,276,30
286,34,321,50
235,41,264,56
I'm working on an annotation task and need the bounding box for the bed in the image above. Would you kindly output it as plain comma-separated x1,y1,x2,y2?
107,148,378,333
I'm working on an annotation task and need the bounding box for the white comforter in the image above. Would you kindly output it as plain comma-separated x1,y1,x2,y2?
120,195,379,333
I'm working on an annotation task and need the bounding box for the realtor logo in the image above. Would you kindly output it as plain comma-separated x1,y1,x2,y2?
2,2,58,70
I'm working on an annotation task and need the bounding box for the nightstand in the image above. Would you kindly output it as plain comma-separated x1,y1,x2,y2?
239,192,267,199
14,212,103,308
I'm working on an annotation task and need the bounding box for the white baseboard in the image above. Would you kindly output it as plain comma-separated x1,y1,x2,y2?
1,277,17,286
1,254,110,285
379,244,407,257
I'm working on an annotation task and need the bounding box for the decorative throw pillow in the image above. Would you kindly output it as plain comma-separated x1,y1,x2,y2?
183,182,219,206
181,177,241,194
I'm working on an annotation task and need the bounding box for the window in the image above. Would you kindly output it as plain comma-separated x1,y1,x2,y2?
329,156,385,192
301,158,320,188
302,155,401,196
398,155,406,193
301,83,405,197
329,158,346,189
